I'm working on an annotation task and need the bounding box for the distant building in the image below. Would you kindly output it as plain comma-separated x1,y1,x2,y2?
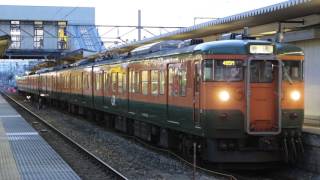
0,5,105,59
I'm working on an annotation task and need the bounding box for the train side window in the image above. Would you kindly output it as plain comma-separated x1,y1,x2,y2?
282,60,303,81
203,60,243,81
169,68,175,96
78,75,81,89
64,76,67,89
104,72,109,92
118,72,123,93
112,72,117,93
129,70,133,93
132,71,140,93
83,74,87,89
95,74,98,90
129,70,139,93
75,75,78,89
95,73,102,91
70,75,74,89
87,74,91,89
159,70,165,95
122,73,127,93
151,70,159,96
141,70,149,95
73,75,76,89
179,69,187,96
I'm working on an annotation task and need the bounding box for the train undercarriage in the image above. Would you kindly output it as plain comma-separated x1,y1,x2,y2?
22,92,304,167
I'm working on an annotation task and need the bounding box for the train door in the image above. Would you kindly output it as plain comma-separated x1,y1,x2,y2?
93,69,104,110
166,63,187,126
247,59,281,134
193,61,201,128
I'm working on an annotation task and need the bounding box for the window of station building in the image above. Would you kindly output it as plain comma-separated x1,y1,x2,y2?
34,21,44,49
151,70,159,96
111,72,117,93
141,71,149,95
159,71,165,95
10,21,21,49
58,21,68,49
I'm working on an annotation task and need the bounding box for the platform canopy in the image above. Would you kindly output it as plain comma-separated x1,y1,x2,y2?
109,0,320,53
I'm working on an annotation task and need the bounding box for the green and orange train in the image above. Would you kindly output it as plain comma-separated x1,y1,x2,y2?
17,36,304,163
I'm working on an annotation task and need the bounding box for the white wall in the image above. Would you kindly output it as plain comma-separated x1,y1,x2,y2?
293,39,320,119
0,6,95,25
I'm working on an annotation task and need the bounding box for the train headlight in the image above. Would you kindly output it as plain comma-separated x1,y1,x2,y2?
290,90,301,101
218,90,230,102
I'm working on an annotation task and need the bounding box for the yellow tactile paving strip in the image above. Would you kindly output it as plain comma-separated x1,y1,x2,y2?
0,118,21,180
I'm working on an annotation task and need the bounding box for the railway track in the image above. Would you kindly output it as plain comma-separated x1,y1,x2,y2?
5,92,239,180
2,92,128,180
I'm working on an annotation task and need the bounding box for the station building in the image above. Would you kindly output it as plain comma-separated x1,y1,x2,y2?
0,5,104,59
116,0,320,121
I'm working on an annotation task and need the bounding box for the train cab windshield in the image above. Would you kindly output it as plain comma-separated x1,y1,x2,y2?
250,60,275,83
203,60,243,82
282,61,303,82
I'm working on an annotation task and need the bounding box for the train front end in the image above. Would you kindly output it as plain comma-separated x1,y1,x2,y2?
196,40,304,163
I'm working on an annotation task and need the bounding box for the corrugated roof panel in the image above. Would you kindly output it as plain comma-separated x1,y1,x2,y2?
110,0,320,52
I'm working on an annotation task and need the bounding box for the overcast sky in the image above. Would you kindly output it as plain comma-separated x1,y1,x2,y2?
0,0,288,44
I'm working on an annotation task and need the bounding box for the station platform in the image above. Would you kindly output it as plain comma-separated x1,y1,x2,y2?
304,118,320,135
303,125,320,135
0,95,80,180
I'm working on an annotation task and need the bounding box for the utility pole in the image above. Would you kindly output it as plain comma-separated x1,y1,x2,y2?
138,9,142,41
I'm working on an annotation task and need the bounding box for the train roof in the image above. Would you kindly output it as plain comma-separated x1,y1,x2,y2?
30,39,304,75
194,39,272,55
275,43,304,56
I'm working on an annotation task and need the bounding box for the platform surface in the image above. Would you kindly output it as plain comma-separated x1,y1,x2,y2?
303,125,320,135
304,117,320,135
0,95,80,180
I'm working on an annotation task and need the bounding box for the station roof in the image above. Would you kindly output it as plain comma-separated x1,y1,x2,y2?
111,0,320,53
0,5,95,25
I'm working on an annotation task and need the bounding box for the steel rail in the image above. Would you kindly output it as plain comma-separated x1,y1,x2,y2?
2,92,128,180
